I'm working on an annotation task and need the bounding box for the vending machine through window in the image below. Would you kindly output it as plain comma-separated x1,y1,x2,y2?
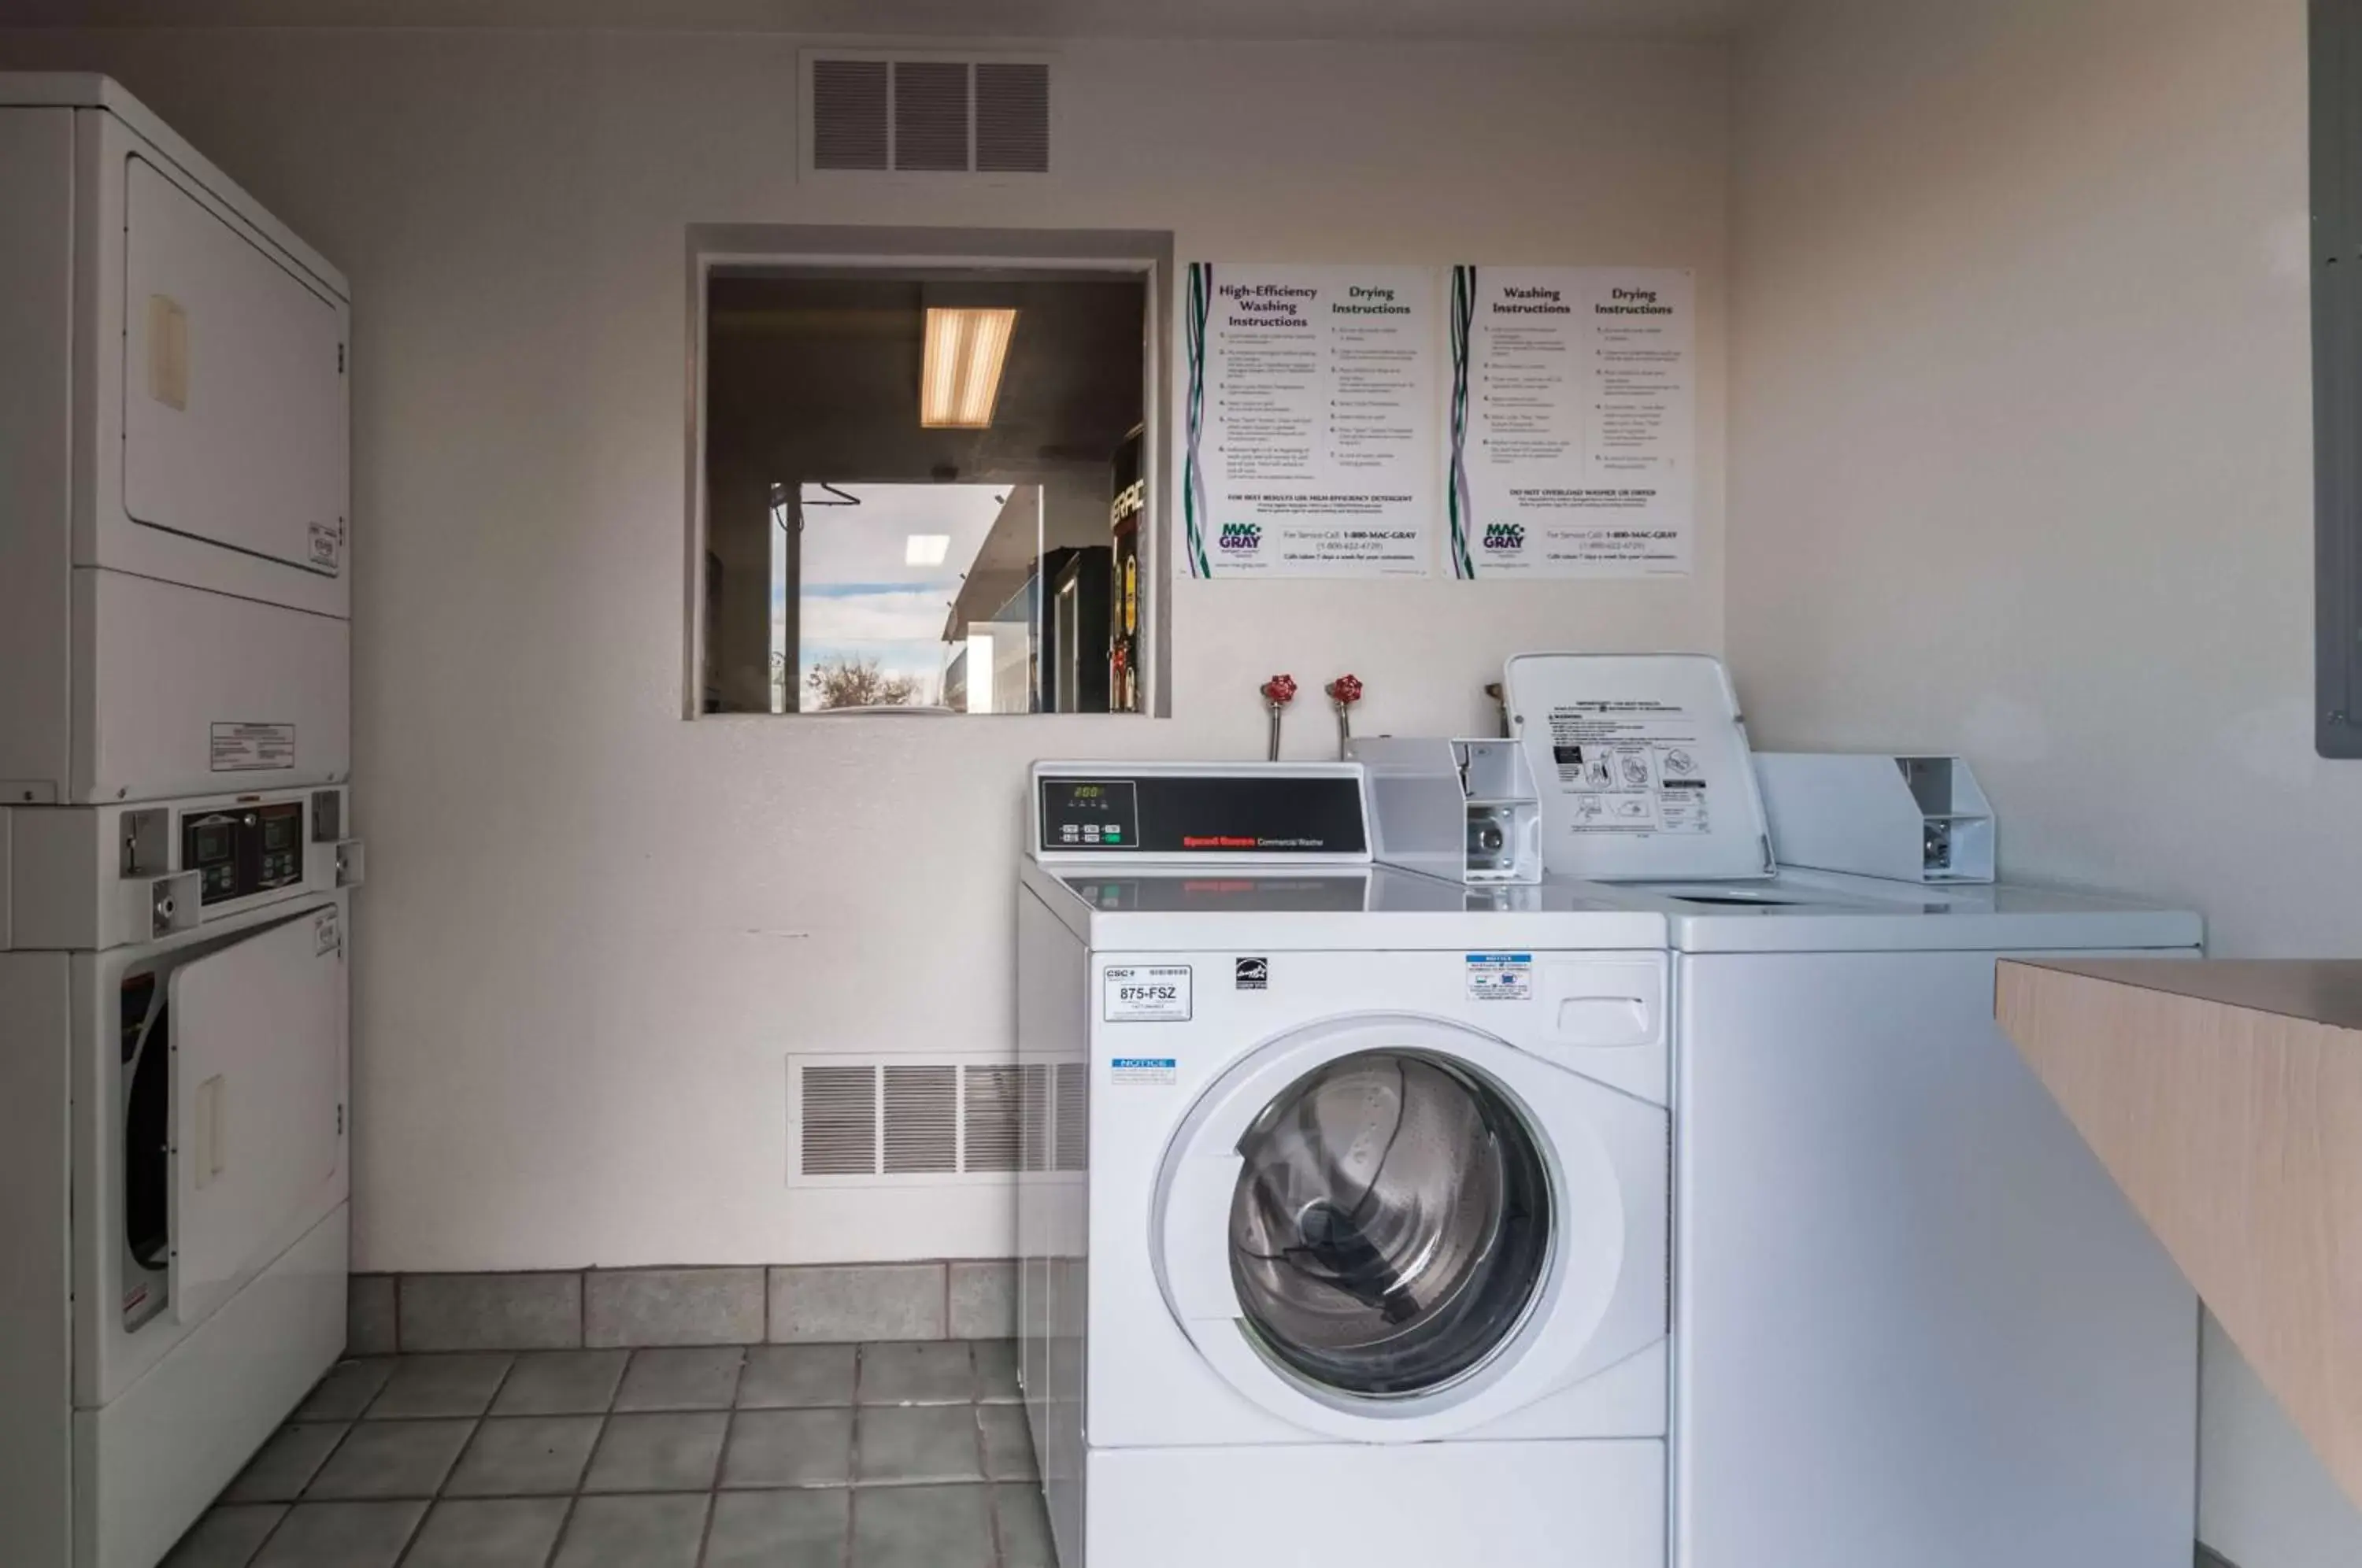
1109,424,1146,715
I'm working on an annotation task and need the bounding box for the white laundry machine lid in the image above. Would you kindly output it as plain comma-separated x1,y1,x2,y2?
1502,653,1773,882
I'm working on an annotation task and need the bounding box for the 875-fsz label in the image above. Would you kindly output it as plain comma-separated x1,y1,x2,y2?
1103,965,1193,1023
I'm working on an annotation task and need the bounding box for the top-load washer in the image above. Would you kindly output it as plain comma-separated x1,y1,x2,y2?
1017,760,1679,1568
2,74,352,804
1484,653,2205,1568
1608,871,2200,1568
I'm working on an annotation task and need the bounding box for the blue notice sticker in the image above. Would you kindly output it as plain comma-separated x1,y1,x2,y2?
1111,1057,1179,1085
1465,952,1534,1001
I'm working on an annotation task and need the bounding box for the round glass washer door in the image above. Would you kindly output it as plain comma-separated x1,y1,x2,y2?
1227,1048,1552,1399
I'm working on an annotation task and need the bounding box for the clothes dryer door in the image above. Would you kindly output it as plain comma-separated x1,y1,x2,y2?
1153,1013,1665,1442
168,900,347,1331
120,153,348,592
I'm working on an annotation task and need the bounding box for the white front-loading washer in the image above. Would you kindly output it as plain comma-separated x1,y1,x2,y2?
1017,761,1676,1568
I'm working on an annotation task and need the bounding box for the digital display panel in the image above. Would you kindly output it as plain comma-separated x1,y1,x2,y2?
1041,779,1139,851
183,801,307,904
1038,773,1368,856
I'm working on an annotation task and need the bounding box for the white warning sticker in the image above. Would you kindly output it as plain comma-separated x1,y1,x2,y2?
1104,965,1192,1023
308,521,342,572
1546,700,1714,836
1465,952,1534,1001
210,722,297,772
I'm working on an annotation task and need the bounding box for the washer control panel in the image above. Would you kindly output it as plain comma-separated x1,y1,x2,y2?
183,800,305,905
1031,763,1370,861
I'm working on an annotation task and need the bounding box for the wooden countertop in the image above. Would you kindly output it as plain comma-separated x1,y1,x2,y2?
1996,959,2362,1511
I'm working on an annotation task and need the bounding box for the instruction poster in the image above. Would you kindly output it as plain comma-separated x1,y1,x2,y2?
1182,264,1440,578
1446,266,1695,579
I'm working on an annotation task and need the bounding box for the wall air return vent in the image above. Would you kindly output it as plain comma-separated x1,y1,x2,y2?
803,52,1054,178
788,1054,1060,1185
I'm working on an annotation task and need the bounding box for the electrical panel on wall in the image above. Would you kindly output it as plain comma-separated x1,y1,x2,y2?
0,76,353,806
802,51,1054,179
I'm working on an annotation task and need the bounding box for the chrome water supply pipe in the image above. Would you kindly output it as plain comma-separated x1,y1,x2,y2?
1326,674,1363,760
1261,674,1298,761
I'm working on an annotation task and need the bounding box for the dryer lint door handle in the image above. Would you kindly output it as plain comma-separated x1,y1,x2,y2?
194,1074,228,1189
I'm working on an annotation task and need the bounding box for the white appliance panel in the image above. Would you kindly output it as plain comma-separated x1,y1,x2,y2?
76,894,353,1407
1673,948,2199,1568
1148,1008,1668,1444
2,91,353,805
0,952,72,1568
77,1207,344,1568
120,156,346,582
1503,653,1772,882
166,903,346,1331
1087,1439,1665,1568
0,106,74,805
80,568,351,803
1075,939,1669,1452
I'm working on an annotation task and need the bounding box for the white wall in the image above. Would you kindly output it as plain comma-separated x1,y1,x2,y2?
1727,1,2362,1561
0,28,1729,1268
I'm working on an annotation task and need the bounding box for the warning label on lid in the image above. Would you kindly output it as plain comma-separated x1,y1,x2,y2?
210,722,297,772
1546,701,1711,836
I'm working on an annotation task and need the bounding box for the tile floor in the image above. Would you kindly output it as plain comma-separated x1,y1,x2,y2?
164,1341,1050,1568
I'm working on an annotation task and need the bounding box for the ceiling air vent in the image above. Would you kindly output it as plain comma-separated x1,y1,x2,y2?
804,53,1053,177
789,1055,1052,1185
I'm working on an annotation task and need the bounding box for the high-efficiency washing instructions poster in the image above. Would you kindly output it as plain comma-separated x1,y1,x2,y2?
1182,264,1441,578
1446,266,1696,579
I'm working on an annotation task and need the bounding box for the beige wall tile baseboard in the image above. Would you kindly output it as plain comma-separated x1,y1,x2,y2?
347,1262,1018,1355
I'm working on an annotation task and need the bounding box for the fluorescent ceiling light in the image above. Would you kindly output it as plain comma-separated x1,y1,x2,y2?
905,533,952,567
922,307,1017,429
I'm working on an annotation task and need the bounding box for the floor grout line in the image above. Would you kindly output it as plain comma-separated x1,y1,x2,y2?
846,1344,868,1568
970,1340,1009,1568
200,1341,1027,1568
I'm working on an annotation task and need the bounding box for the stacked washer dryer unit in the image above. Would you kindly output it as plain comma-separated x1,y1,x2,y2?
1016,760,1677,1568
1486,653,2204,1568
0,75,361,1568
